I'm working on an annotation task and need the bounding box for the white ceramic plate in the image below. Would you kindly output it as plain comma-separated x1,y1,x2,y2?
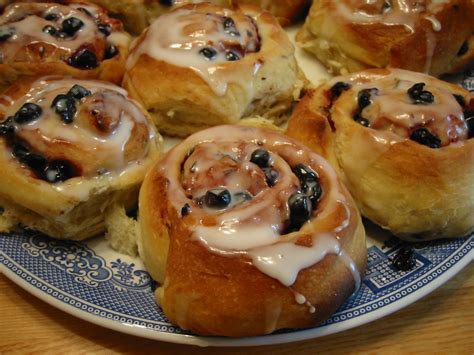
1,26,473,348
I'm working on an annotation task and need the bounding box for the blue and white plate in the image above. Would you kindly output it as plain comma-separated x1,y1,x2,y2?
1,227,472,347
1,27,473,347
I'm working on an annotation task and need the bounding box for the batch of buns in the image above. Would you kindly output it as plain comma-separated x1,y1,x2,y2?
0,0,472,337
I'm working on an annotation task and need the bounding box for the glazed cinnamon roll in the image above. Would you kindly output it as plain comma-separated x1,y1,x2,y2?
287,68,474,240
297,0,474,77
123,3,304,137
234,0,310,26
87,0,231,35
0,2,131,92
139,125,366,337
0,76,161,244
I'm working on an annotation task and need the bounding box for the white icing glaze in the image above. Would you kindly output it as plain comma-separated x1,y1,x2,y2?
332,0,453,72
332,69,469,146
158,125,361,298
0,3,124,64
126,6,262,96
335,0,446,33
0,77,157,180
293,291,316,313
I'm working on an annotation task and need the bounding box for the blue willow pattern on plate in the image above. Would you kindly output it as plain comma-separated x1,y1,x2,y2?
0,231,472,336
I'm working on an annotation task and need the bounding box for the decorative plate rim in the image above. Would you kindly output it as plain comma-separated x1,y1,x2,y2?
1,235,472,347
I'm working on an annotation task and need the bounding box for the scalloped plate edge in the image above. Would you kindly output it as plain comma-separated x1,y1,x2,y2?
1,237,472,347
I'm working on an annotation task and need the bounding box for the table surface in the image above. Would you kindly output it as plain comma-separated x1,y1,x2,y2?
1,263,473,354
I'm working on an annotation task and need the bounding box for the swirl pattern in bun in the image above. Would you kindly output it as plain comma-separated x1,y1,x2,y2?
287,68,474,240
123,3,304,137
139,125,366,337
0,76,161,242
0,2,131,92
297,0,474,76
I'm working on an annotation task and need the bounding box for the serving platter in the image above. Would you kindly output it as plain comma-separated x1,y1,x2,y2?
1,27,473,348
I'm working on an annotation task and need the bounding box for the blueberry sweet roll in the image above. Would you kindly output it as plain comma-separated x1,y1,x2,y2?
287,68,474,240
0,2,131,92
87,0,231,35
123,3,304,137
232,0,310,26
0,77,161,243
138,125,366,337
297,0,474,76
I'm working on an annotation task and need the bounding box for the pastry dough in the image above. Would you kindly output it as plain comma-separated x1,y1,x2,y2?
297,0,474,76
0,1,131,92
287,68,474,240
0,76,161,242
123,3,304,137
86,0,308,34
232,0,310,26
139,125,366,336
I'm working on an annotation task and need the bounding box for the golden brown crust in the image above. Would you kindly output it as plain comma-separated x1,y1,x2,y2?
233,0,310,26
87,0,232,34
0,76,162,240
297,0,474,76
0,1,130,93
139,125,366,337
287,68,474,240
123,3,304,137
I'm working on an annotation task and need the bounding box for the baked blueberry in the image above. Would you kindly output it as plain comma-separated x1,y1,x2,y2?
292,164,322,208
62,17,84,35
223,17,240,36
204,188,232,209
199,47,217,61
44,13,59,21
410,128,441,148
52,94,76,123
292,164,317,184
392,246,416,271
42,25,57,35
250,148,270,168
288,192,312,231
0,117,14,136
97,23,111,36
13,103,42,124
225,51,240,61
159,0,173,6
68,48,98,69
263,167,278,187
67,84,91,100
181,203,191,217
23,153,48,174
407,82,434,105
358,88,378,111
104,44,118,59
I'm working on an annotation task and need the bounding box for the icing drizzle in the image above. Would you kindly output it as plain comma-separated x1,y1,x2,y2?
159,125,362,308
329,69,470,147
0,77,157,181
0,2,126,66
126,5,262,95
